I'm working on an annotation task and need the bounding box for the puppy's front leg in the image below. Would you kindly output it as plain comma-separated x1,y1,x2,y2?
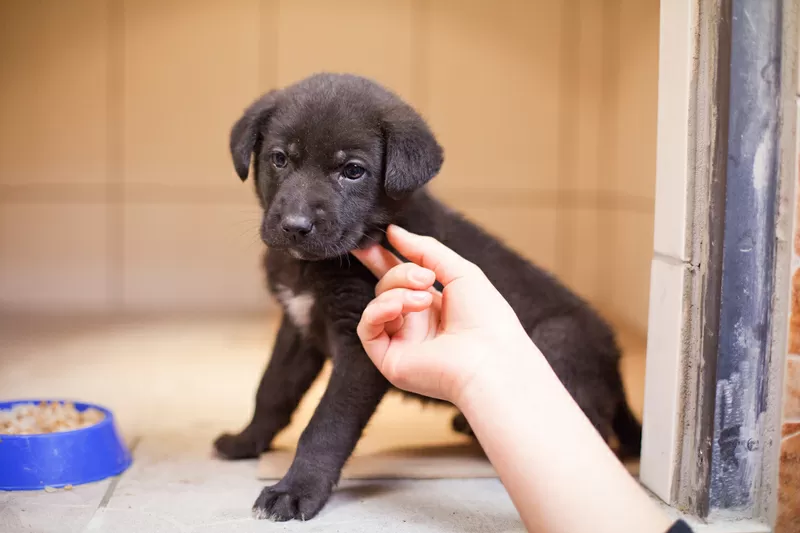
252,336,389,521
214,317,325,459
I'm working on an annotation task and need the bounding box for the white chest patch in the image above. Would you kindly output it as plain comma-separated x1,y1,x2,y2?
275,285,315,330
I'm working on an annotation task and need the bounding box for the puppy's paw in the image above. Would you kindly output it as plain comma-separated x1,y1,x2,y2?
213,428,267,460
252,478,332,522
451,412,475,437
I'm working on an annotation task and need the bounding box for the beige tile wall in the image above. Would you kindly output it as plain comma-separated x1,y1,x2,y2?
0,0,659,333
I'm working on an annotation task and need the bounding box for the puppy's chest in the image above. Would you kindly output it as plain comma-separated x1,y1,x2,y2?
266,256,375,339
268,261,344,340
273,284,316,332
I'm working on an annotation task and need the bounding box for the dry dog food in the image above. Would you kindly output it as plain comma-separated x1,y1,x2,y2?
0,401,105,435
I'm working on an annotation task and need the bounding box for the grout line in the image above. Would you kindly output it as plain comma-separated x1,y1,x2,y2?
0,183,655,211
94,472,123,511
81,435,141,532
782,429,800,441
791,254,800,272
653,251,692,267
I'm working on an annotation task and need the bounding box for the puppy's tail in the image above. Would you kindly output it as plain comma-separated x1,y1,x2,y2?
613,401,642,459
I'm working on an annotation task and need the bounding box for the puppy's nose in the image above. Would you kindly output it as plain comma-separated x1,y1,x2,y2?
280,214,314,237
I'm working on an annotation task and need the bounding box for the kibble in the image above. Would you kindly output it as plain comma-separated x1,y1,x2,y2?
0,401,105,435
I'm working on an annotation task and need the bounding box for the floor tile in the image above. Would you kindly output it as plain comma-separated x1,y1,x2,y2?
0,480,111,533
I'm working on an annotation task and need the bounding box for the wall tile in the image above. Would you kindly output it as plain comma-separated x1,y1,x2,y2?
0,0,108,185
560,207,602,304
0,0,659,326
122,181,256,205
123,0,260,189
652,0,693,261
796,102,800,256
474,206,559,276
275,0,415,102
425,0,562,193
640,258,689,502
0,205,108,311
797,18,800,96
122,202,268,311
785,357,800,420
574,0,605,193
614,0,660,200
776,433,800,533
610,210,655,331
443,200,560,276
783,422,800,438
790,270,800,354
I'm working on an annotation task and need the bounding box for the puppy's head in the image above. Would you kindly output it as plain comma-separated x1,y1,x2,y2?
230,73,443,260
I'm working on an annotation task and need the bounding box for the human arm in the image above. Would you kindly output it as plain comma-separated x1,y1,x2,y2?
352,225,674,533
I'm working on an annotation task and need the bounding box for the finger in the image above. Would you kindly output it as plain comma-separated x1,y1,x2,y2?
374,263,436,296
387,225,482,287
357,299,402,367
373,287,434,312
351,244,403,279
384,314,404,336
357,290,433,344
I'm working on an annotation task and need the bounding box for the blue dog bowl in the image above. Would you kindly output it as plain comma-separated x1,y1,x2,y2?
0,400,132,490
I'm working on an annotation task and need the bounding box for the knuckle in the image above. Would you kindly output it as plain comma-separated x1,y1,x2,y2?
364,301,382,319
377,288,404,306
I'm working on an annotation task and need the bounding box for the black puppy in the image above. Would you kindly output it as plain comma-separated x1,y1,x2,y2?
214,73,641,521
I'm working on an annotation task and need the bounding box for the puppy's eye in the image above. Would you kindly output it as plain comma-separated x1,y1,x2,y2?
270,151,288,169
342,163,366,180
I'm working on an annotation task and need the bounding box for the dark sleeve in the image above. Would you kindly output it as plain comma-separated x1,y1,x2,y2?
667,520,694,533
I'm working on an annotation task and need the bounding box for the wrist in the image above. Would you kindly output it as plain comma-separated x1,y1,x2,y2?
453,339,549,414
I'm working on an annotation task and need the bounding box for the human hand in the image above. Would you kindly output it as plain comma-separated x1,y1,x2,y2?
352,225,535,406
356,227,673,533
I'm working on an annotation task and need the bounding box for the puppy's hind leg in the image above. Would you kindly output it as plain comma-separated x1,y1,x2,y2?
214,318,324,460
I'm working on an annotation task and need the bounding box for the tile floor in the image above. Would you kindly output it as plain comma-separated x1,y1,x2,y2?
0,313,647,533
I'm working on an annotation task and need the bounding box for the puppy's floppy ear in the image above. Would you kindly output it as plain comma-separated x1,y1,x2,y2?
230,90,278,181
382,105,444,199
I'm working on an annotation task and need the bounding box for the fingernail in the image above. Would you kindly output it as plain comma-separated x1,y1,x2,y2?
409,269,433,284
409,291,429,302
390,224,409,236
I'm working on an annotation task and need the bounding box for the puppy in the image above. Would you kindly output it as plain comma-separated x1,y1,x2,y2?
214,73,641,521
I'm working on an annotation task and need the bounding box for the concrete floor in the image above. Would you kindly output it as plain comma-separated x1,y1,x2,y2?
1,441,521,533
0,313,648,533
